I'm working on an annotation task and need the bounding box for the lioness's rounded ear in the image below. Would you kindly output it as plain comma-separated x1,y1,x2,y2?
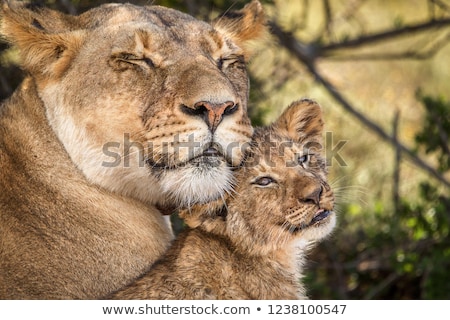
273,99,324,143
212,0,267,57
1,1,85,78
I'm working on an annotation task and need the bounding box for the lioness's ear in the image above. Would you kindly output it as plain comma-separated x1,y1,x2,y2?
0,1,85,78
212,0,266,57
273,99,324,143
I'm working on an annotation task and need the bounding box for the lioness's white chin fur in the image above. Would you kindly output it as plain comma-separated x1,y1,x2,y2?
160,163,234,207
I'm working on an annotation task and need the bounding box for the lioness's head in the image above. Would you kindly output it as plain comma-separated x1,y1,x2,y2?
0,1,265,207
181,100,336,254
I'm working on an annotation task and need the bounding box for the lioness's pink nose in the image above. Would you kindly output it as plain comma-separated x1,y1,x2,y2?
182,101,238,133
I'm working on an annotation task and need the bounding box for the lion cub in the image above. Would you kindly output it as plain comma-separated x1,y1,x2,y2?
110,99,336,299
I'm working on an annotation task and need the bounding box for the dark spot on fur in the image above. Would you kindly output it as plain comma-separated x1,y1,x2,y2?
54,46,65,59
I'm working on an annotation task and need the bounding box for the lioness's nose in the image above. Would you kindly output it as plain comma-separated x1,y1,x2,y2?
182,101,238,133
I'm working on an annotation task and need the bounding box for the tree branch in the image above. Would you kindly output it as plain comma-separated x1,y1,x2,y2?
270,21,450,188
392,111,401,220
364,272,400,299
429,0,450,16
320,17,450,52
322,31,450,61
322,0,333,39
298,0,310,30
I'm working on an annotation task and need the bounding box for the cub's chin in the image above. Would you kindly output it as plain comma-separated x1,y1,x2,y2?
156,155,234,207
300,211,336,242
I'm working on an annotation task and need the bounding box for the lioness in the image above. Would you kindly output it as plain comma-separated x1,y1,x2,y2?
0,1,265,299
110,99,336,299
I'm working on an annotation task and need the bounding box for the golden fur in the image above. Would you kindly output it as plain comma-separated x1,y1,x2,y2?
110,99,336,300
0,1,265,299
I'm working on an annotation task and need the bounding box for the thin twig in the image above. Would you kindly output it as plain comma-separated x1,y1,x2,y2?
323,51,438,60
297,0,310,30
323,0,333,39
363,272,400,299
323,31,450,61
430,0,450,14
320,17,450,52
392,111,401,221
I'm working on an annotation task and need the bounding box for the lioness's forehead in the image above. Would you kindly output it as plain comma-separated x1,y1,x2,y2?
79,3,196,28
80,3,210,33
79,3,222,56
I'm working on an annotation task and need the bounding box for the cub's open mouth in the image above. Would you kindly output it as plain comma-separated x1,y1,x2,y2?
310,209,331,225
284,209,333,233
147,145,228,170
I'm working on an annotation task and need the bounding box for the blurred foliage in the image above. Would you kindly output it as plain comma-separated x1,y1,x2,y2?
415,93,450,173
1,0,450,299
403,95,450,299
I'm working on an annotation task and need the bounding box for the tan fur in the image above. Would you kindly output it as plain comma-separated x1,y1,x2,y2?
110,99,336,300
0,1,265,299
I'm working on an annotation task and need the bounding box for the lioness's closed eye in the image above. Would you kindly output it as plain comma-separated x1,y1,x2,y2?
110,99,336,300
0,1,265,299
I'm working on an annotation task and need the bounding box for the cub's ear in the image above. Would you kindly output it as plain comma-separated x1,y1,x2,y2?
212,0,267,57
272,99,324,143
0,1,85,78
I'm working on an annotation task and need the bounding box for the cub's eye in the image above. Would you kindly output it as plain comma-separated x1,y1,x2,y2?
217,55,244,70
217,58,224,70
252,176,276,187
298,154,310,166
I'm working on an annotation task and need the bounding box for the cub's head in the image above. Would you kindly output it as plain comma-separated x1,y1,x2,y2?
0,1,266,207
181,99,336,254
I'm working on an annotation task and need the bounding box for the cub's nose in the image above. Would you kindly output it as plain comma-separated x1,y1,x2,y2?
302,185,323,206
181,101,238,133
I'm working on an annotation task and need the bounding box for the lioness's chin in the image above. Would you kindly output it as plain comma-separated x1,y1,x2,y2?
157,156,234,207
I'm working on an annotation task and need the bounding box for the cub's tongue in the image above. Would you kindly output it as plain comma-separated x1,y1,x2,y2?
311,209,331,224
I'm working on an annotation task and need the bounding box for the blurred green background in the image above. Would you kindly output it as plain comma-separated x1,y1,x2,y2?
1,0,449,299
